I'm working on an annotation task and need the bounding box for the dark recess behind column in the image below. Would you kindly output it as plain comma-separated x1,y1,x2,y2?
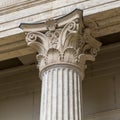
0,58,23,70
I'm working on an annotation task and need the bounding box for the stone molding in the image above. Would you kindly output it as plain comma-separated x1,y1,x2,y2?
0,0,53,15
20,9,101,78
0,0,120,39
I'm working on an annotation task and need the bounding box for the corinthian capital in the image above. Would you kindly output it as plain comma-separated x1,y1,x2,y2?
20,9,101,74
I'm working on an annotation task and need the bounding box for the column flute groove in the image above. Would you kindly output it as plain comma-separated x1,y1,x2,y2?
51,69,53,120
78,74,82,120
64,68,69,120
62,69,64,120
45,70,49,120
74,71,78,120
52,68,57,120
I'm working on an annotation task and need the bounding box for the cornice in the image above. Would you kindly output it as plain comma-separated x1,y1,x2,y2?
0,0,54,15
0,0,120,38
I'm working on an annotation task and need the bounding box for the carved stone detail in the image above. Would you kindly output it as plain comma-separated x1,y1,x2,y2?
20,9,102,120
20,9,101,76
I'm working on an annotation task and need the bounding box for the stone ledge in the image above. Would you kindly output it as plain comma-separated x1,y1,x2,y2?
0,0,120,38
86,109,120,120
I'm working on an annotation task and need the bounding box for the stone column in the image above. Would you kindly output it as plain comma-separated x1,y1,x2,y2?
40,64,82,120
20,9,101,120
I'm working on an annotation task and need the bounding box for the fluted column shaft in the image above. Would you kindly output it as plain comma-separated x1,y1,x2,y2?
40,64,83,120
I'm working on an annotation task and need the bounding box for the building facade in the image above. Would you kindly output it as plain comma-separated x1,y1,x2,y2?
0,0,120,120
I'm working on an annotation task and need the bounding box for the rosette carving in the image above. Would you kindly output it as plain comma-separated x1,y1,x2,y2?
20,9,102,72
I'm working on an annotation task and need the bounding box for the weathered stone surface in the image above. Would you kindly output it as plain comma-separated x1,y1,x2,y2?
20,10,101,76
20,9,101,120
0,0,120,38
